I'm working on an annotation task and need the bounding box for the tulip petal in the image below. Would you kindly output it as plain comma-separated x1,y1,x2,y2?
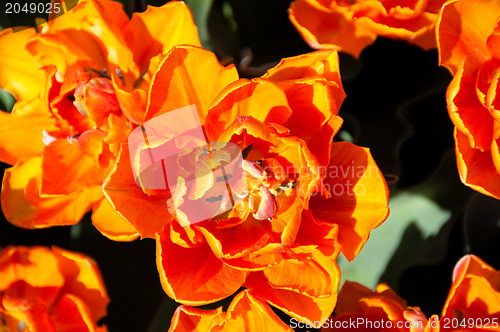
169,306,222,332
246,272,338,324
289,0,377,58
0,246,64,307
41,139,108,196
263,250,338,299
146,45,239,123
0,99,58,165
25,30,107,75
2,298,56,332
124,2,201,73
1,157,100,228
335,281,408,314
262,50,343,89
0,28,45,101
156,229,248,305
455,129,500,199
103,143,173,238
198,218,286,271
91,198,140,242
52,247,109,322
274,79,344,166
437,0,500,74
52,294,97,332
210,290,293,332
205,79,293,141
442,255,500,322
0,246,109,332
112,80,147,125
447,57,494,151
46,0,137,77
263,210,340,298
309,142,390,261
355,1,437,45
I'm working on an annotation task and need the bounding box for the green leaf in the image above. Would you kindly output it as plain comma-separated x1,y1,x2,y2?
338,149,474,290
338,191,451,289
185,0,214,50
0,89,15,113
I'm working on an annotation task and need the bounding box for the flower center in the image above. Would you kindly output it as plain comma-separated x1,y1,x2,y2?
73,76,122,127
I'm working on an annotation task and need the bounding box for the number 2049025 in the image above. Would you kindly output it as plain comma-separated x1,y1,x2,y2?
5,2,61,14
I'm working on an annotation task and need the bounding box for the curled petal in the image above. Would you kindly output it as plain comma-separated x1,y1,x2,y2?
51,247,109,322
51,294,97,332
25,30,107,76
198,218,282,271
437,0,500,74
169,290,292,332
262,50,343,89
289,0,377,58
45,0,138,78
41,139,108,196
442,255,500,323
103,144,173,238
146,45,239,123
210,290,293,332
124,1,201,73
446,57,494,151
0,99,57,165
205,79,293,141
0,246,109,332
0,28,45,100
355,1,438,48
91,198,139,242
1,157,100,229
309,142,390,261
169,306,222,332
156,229,248,305
246,272,338,324
455,129,500,199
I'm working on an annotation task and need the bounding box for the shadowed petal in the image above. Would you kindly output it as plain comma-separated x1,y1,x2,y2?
455,129,500,199
309,142,390,261
124,1,201,73
103,143,173,238
91,198,139,242
146,45,239,123
1,157,100,229
0,99,57,165
437,0,500,74
156,229,248,305
289,0,377,58
0,28,45,100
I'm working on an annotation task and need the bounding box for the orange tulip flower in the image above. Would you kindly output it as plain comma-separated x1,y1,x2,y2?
323,255,499,331
0,246,109,332
169,290,292,332
0,0,201,240
289,0,447,58
440,254,500,331
436,0,500,199
103,45,389,323
324,281,435,331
